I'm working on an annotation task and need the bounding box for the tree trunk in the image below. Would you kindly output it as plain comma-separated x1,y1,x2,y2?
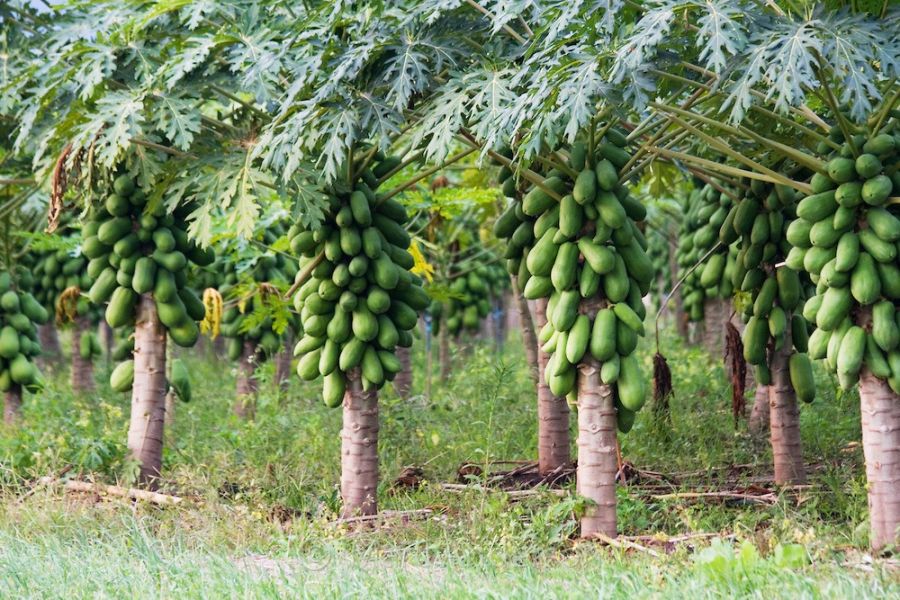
274,335,293,389
748,384,770,436
38,324,61,369
495,293,507,353
768,329,805,485
99,321,114,365
126,295,168,490
393,346,412,398
234,339,258,419
439,309,451,383
71,316,95,393
340,368,379,517
577,355,618,538
164,389,176,446
511,276,540,386
534,298,570,475
667,232,689,340
859,366,900,552
702,298,726,356
3,384,22,425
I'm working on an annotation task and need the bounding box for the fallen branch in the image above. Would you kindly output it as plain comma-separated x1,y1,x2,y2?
37,478,183,506
649,491,777,505
330,509,434,526
588,532,664,558
17,465,73,504
625,531,735,544
438,483,567,498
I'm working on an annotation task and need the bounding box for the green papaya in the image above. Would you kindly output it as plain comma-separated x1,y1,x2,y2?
617,354,645,412
789,353,815,403
109,360,134,392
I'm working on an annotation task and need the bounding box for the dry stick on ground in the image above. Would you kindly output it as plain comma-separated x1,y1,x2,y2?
649,490,778,506
36,478,183,506
438,483,567,498
17,465,73,504
330,509,435,526
587,532,664,558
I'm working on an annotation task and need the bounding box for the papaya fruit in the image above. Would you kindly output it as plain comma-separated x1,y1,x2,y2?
789,353,815,403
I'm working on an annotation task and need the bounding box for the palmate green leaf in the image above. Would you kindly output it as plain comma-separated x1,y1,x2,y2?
694,0,748,73
163,35,219,89
817,10,898,122
466,66,516,156
612,5,676,84
70,44,118,102
553,53,612,142
410,75,471,163
382,36,434,112
70,90,147,169
152,93,202,150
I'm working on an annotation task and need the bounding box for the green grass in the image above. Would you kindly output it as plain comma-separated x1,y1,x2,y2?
0,330,896,598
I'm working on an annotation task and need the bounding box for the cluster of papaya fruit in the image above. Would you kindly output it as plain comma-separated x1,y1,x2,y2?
790,124,900,392
29,221,104,361
287,154,429,406
30,245,91,312
677,183,738,322
0,270,49,392
494,131,650,431
81,174,215,392
219,231,301,361
433,261,507,335
77,326,103,362
718,180,815,402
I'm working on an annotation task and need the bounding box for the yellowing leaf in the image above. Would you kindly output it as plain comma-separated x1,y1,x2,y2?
409,239,435,282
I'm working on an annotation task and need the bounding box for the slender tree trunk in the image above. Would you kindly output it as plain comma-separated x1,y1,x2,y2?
126,295,167,490
439,310,451,383
275,334,293,389
702,298,726,356
667,233,689,340
38,324,61,370
234,340,258,419
495,294,507,353
71,316,95,393
859,365,900,552
511,276,540,386
213,335,225,360
577,355,618,538
99,321,114,365
3,384,22,425
534,298,570,475
164,389,176,446
341,368,379,517
424,316,434,400
393,346,412,398
768,329,805,484
748,384,770,436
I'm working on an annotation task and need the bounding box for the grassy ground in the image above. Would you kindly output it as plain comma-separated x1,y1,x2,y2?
0,328,897,598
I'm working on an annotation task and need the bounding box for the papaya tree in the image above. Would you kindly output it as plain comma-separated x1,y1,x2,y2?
494,160,574,476
27,218,104,393
0,215,50,424
0,2,308,486
214,218,300,417
617,0,899,550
